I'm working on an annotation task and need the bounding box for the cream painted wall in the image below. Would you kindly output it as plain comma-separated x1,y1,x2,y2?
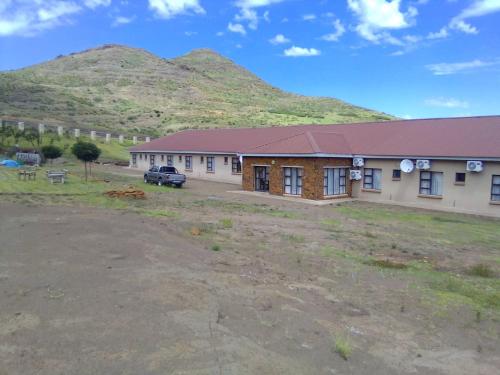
130,152,242,185
352,159,500,217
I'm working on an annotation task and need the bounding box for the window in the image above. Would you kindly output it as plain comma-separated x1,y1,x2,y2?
284,167,303,195
224,157,228,165
145,154,148,161
131,153,137,167
178,155,182,162
200,156,204,164
150,154,155,166
161,155,164,162
167,155,173,167
185,155,192,170
232,157,242,174
455,173,466,184
420,171,443,196
160,166,178,174
324,168,347,196
363,168,382,190
492,175,500,201
207,157,215,172
139,154,143,160
392,169,401,180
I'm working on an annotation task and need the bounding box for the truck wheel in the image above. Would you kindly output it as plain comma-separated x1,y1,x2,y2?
144,176,148,184
157,179,163,186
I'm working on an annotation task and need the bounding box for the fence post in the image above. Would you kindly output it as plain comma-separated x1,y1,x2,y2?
105,133,111,143
57,126,64,136
145,137,151,143
132,136,137,145
74,129,80,138
18,121,25,131
90,130,96,141
38,123,45,134
118,135,124,144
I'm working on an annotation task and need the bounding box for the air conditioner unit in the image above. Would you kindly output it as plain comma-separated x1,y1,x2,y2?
352,157,364,167
416,160,431,170
350,170,362,180
466,160,483,172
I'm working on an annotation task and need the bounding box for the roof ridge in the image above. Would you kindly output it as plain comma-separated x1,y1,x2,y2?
248,131,308,151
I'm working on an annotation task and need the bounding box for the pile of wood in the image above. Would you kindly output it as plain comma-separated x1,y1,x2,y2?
105,187,146,199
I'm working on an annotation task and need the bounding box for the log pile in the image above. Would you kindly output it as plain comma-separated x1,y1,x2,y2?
105,187,146,199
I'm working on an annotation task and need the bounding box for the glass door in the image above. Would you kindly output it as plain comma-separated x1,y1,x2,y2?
254,166,269,192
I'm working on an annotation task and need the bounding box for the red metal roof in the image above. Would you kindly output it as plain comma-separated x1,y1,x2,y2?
130,116,500,159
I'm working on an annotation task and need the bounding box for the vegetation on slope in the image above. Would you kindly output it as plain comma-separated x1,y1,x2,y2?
0,45,393,135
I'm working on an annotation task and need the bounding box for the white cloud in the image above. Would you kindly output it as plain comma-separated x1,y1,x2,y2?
427,27,449,39
235,0,284,8
302,14,316,21
216,31,224,36
425,59,498,75
84,0,111,9
449,19,478,34
184,30,197,36
235,7,258,29
227,22,246,35
112,15,135,26
269,33,290,44
348,0,417,44
320,19,345,42
284,46,321,57
0,1,82,37
425,97,469,108
449,0,500,34
148,0,205,19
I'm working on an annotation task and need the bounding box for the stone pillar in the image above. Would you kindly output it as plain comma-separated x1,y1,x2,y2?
18,122,25,131
132,136,137,145
90,130,96,141
105,133,111,143
118,135,124,144
74,129,80,138
57,126,64,136
145,136,151,143
38,123,45,134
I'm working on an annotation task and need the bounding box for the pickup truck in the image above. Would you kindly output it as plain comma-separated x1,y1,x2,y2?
144,166,186,187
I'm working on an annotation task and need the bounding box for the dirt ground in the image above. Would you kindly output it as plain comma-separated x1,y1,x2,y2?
1,167,499,374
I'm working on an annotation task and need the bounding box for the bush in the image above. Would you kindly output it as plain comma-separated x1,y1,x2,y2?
467,264,495,278
334,337,352,360
41,145,63,164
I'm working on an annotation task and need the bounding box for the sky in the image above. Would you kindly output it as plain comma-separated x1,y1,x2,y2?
0,0,499,119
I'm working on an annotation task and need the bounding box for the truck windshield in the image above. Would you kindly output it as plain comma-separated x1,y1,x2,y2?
161,167,177,173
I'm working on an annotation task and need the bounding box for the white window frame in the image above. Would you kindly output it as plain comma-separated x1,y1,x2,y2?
324,167,347,196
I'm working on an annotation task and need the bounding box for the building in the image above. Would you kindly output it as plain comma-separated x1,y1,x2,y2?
130,116,500,217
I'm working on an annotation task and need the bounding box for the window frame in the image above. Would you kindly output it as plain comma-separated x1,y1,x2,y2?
161,154,164,162
363,168,382,190
178,155,182,162
224,156,228,165
419,171,444,196
200,156,204,164
283,167,303,196
455,172,466,185
167,155,173,167
232,157,242,174
323,167,347,196
185,155,192,171
207,156,215,172
149,154,155,167
492,175,500,202
392,169,401,180
131,153,137,167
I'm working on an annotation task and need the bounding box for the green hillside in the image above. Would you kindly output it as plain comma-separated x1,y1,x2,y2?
0,44,394,136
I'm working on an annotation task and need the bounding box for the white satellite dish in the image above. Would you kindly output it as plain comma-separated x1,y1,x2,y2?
400,159,414,173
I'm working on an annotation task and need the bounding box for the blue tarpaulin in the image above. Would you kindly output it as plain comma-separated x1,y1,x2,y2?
0,159,19,168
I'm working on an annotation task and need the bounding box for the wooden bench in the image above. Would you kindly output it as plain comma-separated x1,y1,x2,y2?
18,168,37,181
46,170,68,184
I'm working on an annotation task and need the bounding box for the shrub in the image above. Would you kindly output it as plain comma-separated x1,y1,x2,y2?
41,145,63,164
219,218,233,229
467,264,495,278
334,337,352,360
211,244,221,252
71,141,101,181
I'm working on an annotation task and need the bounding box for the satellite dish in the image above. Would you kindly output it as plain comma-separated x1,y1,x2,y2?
400,159,414,173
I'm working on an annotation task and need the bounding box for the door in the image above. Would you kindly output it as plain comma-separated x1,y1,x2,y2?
254,166,269,192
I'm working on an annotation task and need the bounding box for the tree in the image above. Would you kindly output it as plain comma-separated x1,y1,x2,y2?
71,141,101,181
41,145,63,165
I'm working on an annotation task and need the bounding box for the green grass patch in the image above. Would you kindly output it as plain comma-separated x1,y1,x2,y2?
141,209,178,218
334,336,352,360
211,244,221,252
466,263,496,278
219,218,233,229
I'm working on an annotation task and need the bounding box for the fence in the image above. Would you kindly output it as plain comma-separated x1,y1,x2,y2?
0,118,153,144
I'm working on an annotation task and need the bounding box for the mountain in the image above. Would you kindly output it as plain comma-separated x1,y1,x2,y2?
0,44,394,136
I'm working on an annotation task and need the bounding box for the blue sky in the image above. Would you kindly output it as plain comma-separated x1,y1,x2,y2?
0,0,499,119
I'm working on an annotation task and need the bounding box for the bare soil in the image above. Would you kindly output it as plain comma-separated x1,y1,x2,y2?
0,168,499,374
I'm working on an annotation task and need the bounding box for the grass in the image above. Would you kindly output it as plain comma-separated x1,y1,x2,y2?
192,199,300,219
466,263,496,278
219,218,233,229
141,209,178,218
334,336,352,360
211,244,221,252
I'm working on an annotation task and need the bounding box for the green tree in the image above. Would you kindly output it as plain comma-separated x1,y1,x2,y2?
41,145,63,165
71,141,101,181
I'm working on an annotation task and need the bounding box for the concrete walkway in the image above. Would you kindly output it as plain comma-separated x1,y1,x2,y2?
227,190,355,206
